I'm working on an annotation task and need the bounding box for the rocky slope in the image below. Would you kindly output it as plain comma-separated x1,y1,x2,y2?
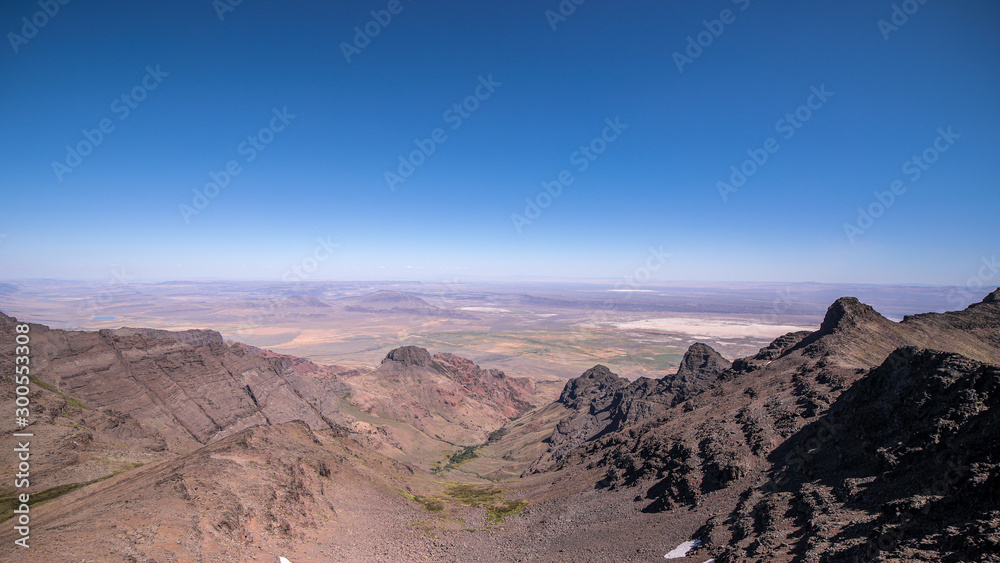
715,347,1000,562
543,290,1000,560
344,346,536,445
0,422,440,562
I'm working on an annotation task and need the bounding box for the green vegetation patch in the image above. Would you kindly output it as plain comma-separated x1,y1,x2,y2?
1,482,89,522
436,445,480,473
445,484,526,523
486,498,527,523
446,483,502,505
30,376,89,409
402,491,445,512
1,461,144,522
487,427,509,443
448,445,479,465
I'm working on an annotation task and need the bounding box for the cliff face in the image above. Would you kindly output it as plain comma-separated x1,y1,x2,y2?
0,317,355,456
24,328,348,447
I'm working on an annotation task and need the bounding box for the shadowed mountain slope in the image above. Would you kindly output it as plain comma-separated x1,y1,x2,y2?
715,347,1000,562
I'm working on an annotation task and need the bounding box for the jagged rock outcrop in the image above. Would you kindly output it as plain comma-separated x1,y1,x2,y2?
753,331,812,361
557,364,626,411
658,342,731,403
532,343,730,471
981,287,1000,304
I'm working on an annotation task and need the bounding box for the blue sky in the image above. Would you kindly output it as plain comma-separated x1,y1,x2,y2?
1,0,997,284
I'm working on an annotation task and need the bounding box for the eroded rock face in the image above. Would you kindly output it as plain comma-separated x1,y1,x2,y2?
110,327,224,347
0,422,427,563
432,352,535,417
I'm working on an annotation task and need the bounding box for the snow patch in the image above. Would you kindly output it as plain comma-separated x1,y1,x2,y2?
664,539,701,558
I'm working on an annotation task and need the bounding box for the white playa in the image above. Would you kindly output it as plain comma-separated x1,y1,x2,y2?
616,317,815,339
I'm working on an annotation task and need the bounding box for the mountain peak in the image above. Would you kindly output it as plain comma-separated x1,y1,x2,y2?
382,346,432,367
675,342,729,379
668,342,730,386
818,296,885,334
558,365,626,410
982,288,1000,304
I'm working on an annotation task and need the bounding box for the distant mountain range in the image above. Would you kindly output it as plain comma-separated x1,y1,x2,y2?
1,289,998,561
338,290,476,318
